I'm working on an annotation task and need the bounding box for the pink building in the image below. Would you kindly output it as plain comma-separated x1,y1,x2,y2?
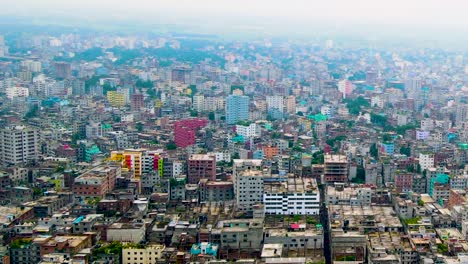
338,80,354,99
187,154,216,184
174,118,207,148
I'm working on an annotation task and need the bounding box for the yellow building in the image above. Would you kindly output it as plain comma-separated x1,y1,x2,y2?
110,149,143,177
107,91,126,107
298,117,312,130
122,244,165,264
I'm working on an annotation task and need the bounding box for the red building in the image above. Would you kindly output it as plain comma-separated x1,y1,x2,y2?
174,118,207,148
72,165,120,200
395,173,414,193
187,154,216,184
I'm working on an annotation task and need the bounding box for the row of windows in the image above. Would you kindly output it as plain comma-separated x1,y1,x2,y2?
127,252,155,255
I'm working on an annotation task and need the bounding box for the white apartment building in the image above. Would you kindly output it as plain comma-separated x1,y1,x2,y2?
263,177,320,215
419,153,434,171
371,95,385,108
21,60,42,72
234,170,266,212
320,105,333,117
208,151,231,163
121,114,134,123
421,118,435,131
451,174,468,190
172,161,183,177
266,95,284,113
193,94,205,112
236,123,260,139
0,126,40,165
6,86,29,99
85,122,103,139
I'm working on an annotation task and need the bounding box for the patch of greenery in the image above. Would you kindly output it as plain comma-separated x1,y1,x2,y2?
166,142,177,150
351,166,366,184
11,238,32,249
370,113,388,126
344,96,369,115
136,79,153,88
93,242,123,256
404,217,421,225
437,243,448,254
336,256,356,261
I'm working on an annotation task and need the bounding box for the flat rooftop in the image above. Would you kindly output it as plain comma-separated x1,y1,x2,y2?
264,177,318,194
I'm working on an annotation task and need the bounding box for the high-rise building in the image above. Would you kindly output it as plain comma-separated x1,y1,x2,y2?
225,95,249,125
193,94,205,112
171,67,191,83
338,79,354,99
404,78,421,99
131,93,144,111
266,95,284,113
54,62,71,79
324,154,348,183
419,153,434,171
0,126,40,165
233,169,265,212
71,79,85,96
285,95,296,114
366,71,377,85
21,60,42,73
107,91,126,107
187,154,216,184
174,118,207,148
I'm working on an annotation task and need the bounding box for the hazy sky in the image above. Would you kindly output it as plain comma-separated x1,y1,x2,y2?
4,0,467,27
1,0,468,45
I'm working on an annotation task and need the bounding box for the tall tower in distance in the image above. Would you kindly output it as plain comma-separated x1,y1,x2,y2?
226,95,249,125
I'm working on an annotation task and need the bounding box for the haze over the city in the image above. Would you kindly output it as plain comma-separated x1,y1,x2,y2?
2,0,468,48
0,1,467,264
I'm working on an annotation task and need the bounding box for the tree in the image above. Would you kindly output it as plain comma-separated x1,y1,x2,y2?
71,133,84,144
208,112,215,121
370,113,388,126
190,110,198,117
382,134,392,142
166,142,177,150
24,105,39,119
311,151,324,164
400,146,411,156
370,143,378,159
416,164,422,174
344,96,370,115
135,79,153,88
135,122,144,132
351,166,366,183
102,83,116,95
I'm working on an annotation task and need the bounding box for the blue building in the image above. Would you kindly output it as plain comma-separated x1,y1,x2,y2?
380,142,395,155
191,242,218,257
226,95,249,125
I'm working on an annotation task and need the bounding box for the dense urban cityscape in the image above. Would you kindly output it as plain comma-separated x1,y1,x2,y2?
0,2,467,264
